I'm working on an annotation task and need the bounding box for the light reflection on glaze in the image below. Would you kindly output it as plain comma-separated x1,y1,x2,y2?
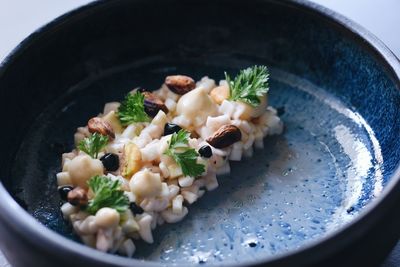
273,69,384,198
331,124,373,225
342,112,383,197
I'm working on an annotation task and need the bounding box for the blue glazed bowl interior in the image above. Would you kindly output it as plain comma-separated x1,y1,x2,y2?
2,1,400,265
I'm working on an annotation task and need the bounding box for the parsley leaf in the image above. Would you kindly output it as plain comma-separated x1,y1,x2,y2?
86,175,129,215
169,129,190,148
168,149,205,178
117,91,150,126
78,132,109,159
225,65,270,107
164,129,205,177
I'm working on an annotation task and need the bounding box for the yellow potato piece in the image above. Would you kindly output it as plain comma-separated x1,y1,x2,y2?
122,143,142,179
102,110,123,134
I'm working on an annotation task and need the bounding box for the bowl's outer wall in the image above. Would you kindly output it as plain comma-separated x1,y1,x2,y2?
0,0,399,266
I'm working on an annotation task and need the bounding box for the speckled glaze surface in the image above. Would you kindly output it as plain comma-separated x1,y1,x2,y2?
12,63,395,264
0,1,400,267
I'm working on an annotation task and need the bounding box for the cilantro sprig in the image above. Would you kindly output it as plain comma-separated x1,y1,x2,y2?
117,91,150,126
86,175,129,215
78,132,109,159
164,130,205,177
225,65,270,107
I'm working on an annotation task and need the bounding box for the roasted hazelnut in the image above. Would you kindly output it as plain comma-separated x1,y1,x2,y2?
165,75,196,95
67,187,88,207
142,91,168,117
88,117,115,139
206,125,242,148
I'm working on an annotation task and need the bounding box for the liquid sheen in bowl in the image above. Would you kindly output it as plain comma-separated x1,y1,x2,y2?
0,1,400,267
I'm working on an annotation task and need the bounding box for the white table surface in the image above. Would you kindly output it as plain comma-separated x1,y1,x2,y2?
0,1,399,266
0,0,399,61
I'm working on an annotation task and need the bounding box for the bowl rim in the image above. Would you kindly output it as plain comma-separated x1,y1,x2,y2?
0,0,399,266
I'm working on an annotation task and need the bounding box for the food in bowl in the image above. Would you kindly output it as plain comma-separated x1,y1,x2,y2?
56,66,283,256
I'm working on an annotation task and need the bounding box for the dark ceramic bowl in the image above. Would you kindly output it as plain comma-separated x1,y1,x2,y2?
0,0,400,266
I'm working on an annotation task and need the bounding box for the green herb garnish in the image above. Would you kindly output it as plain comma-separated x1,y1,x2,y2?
86,175,129,215
225,65,269,107
164,129,205,177
78,132,109,159
117,91,150,126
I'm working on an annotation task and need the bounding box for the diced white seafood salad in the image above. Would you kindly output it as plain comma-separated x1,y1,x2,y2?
56,66,283,256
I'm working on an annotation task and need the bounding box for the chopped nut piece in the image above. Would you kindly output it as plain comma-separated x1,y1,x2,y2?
165,75,196,95
88,117,115,139
206,125,242,148
142,91,168,117
67,187,88,207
